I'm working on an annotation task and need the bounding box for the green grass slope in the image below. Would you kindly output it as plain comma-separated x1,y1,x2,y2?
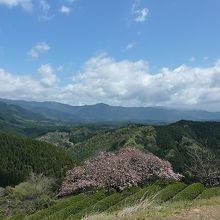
16,183,220,220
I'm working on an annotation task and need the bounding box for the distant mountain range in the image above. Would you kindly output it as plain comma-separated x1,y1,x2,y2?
1,98,220,124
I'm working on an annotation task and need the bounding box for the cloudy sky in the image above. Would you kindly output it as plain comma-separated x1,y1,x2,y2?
0,0,220,110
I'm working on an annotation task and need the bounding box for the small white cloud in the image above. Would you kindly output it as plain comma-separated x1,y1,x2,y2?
39,0,54,21
27,42,50,59
203,56,209,62
132,0,149,23
57,65,64,72
0,0,33,12
189,57,196,63
126,43,135,50
60,5,71,15
66,0,77,3
38,64,58,87
135,8,148,22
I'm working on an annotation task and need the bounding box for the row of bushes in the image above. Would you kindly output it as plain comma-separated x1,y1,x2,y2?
154,182,187,202
199,187,220,199
68,187,139,220
172,183,205,201
107,184,162,212
41,190,108,220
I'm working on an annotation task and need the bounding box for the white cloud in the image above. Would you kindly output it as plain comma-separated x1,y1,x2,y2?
0,68,47,100
134,8,148,22
1,55,220,110
27,42,50,59
132,0,149,23
126,43,134,50
0,0,33,12
63,54,220,109
38,64,58,87
0,67,59,101
39,0,54,21
60,5,71,15
66,0,77,3
189,57,196,63
203,56,209,62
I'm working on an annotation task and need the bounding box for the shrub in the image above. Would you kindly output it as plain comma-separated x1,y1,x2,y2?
172,183,205,201
32,196,55,211
0,174,56,218
11,173,56,201
199,187,220,199
184,145,220,186
59,148,182,197
154,182,187,202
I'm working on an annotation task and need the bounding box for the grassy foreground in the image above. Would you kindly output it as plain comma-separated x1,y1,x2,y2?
84,197,220,220
4,183,220,220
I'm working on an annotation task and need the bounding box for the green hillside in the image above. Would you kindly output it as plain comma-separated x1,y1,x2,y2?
0,132,74,186
155,121,220,168
0,102,46,123
63,121,220,183
0,101,44,136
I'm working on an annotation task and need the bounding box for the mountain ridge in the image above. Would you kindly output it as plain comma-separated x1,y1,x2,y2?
0,98,220,123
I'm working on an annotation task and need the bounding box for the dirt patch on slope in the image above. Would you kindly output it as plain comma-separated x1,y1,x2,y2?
163,205,220,220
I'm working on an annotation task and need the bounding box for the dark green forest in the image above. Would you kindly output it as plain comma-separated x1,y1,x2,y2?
0,132,74,187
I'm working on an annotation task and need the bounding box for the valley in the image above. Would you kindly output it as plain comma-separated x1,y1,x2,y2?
0,100,220,219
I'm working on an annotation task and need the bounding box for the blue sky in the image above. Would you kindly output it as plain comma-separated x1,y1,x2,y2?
0,0,220,110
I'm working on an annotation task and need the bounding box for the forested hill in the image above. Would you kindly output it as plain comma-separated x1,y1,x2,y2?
65,121,220,161
0,132,74,187
63,121,220,184
0,101,73,137
155,121,220,172
0,101,46,122
1,120,220,187
0,101,50,136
